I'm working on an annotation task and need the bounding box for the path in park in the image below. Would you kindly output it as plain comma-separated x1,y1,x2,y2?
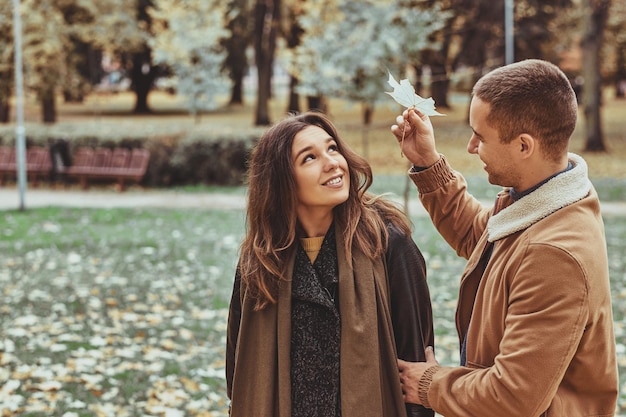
0,187,247,211
0,187,624,216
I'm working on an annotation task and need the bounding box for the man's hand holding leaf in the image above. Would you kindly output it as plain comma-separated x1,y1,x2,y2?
386,73,442,165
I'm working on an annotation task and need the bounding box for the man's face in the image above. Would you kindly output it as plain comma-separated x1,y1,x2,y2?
467,97,521,188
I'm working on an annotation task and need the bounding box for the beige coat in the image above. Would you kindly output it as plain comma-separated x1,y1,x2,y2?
411,153,618,417
226,226,409,417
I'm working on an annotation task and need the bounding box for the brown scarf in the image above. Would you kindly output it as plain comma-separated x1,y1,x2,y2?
229,227,407,417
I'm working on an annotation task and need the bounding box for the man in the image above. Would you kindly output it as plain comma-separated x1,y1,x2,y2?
391,59,618,417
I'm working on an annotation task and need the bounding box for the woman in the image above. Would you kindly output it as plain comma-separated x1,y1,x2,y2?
226,111,434,417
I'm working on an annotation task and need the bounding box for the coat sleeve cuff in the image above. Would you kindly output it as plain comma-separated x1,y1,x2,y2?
408,155,456,194
418,365,440,409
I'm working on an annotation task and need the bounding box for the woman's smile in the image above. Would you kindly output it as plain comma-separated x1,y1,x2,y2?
324,175,343,187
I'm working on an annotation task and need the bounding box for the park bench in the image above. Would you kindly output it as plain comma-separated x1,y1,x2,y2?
0,145,52,186
64,147,150,191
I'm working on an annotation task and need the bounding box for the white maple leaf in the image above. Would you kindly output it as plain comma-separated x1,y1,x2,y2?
385,73,445,116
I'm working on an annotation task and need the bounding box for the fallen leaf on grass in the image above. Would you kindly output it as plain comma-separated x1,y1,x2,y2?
29,381,62,392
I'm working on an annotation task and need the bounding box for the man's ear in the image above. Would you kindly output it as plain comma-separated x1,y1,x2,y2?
518,134,536,159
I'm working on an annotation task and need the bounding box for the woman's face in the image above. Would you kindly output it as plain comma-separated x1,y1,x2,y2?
291,125,350,221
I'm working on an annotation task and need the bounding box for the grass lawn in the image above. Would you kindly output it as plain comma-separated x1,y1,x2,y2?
0,205,624,416
1,207,245,416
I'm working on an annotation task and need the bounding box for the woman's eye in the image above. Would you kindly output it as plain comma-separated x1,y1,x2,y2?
303,154,314,163
328,144,338,152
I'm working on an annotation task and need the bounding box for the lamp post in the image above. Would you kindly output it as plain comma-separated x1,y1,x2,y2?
505,0,514,64
12,0,27,210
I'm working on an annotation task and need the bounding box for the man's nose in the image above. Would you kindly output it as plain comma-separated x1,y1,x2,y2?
467,135,479,154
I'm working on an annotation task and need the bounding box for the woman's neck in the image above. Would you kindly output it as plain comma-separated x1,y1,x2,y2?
298,211,333,238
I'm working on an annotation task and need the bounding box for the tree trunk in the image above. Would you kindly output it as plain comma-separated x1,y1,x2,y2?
284,5,304,114
430,63,450,109
131,48,154,114
225,0,249,106
615,41,626,98
307,95,327,113
0,100,9,124
254,0,279,126
230,76,245,105
132,0,155,114
581,0,610,152
360,104,374,160
430,32,451,108
412,65,423,96
287,75,300,114
41,93,57,124
87,47,104,85
362,103,373,125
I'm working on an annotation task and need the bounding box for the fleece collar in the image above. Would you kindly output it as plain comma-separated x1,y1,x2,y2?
487,153,592,242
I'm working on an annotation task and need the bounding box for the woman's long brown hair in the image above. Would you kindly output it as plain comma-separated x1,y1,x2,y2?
239,112,411,310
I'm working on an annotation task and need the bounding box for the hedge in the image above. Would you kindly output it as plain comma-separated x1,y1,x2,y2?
0,123,265,187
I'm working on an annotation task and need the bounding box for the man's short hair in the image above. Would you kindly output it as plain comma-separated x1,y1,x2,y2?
472,59,578,161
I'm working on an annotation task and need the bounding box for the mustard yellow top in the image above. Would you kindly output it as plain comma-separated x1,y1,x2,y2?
300,236,325,263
